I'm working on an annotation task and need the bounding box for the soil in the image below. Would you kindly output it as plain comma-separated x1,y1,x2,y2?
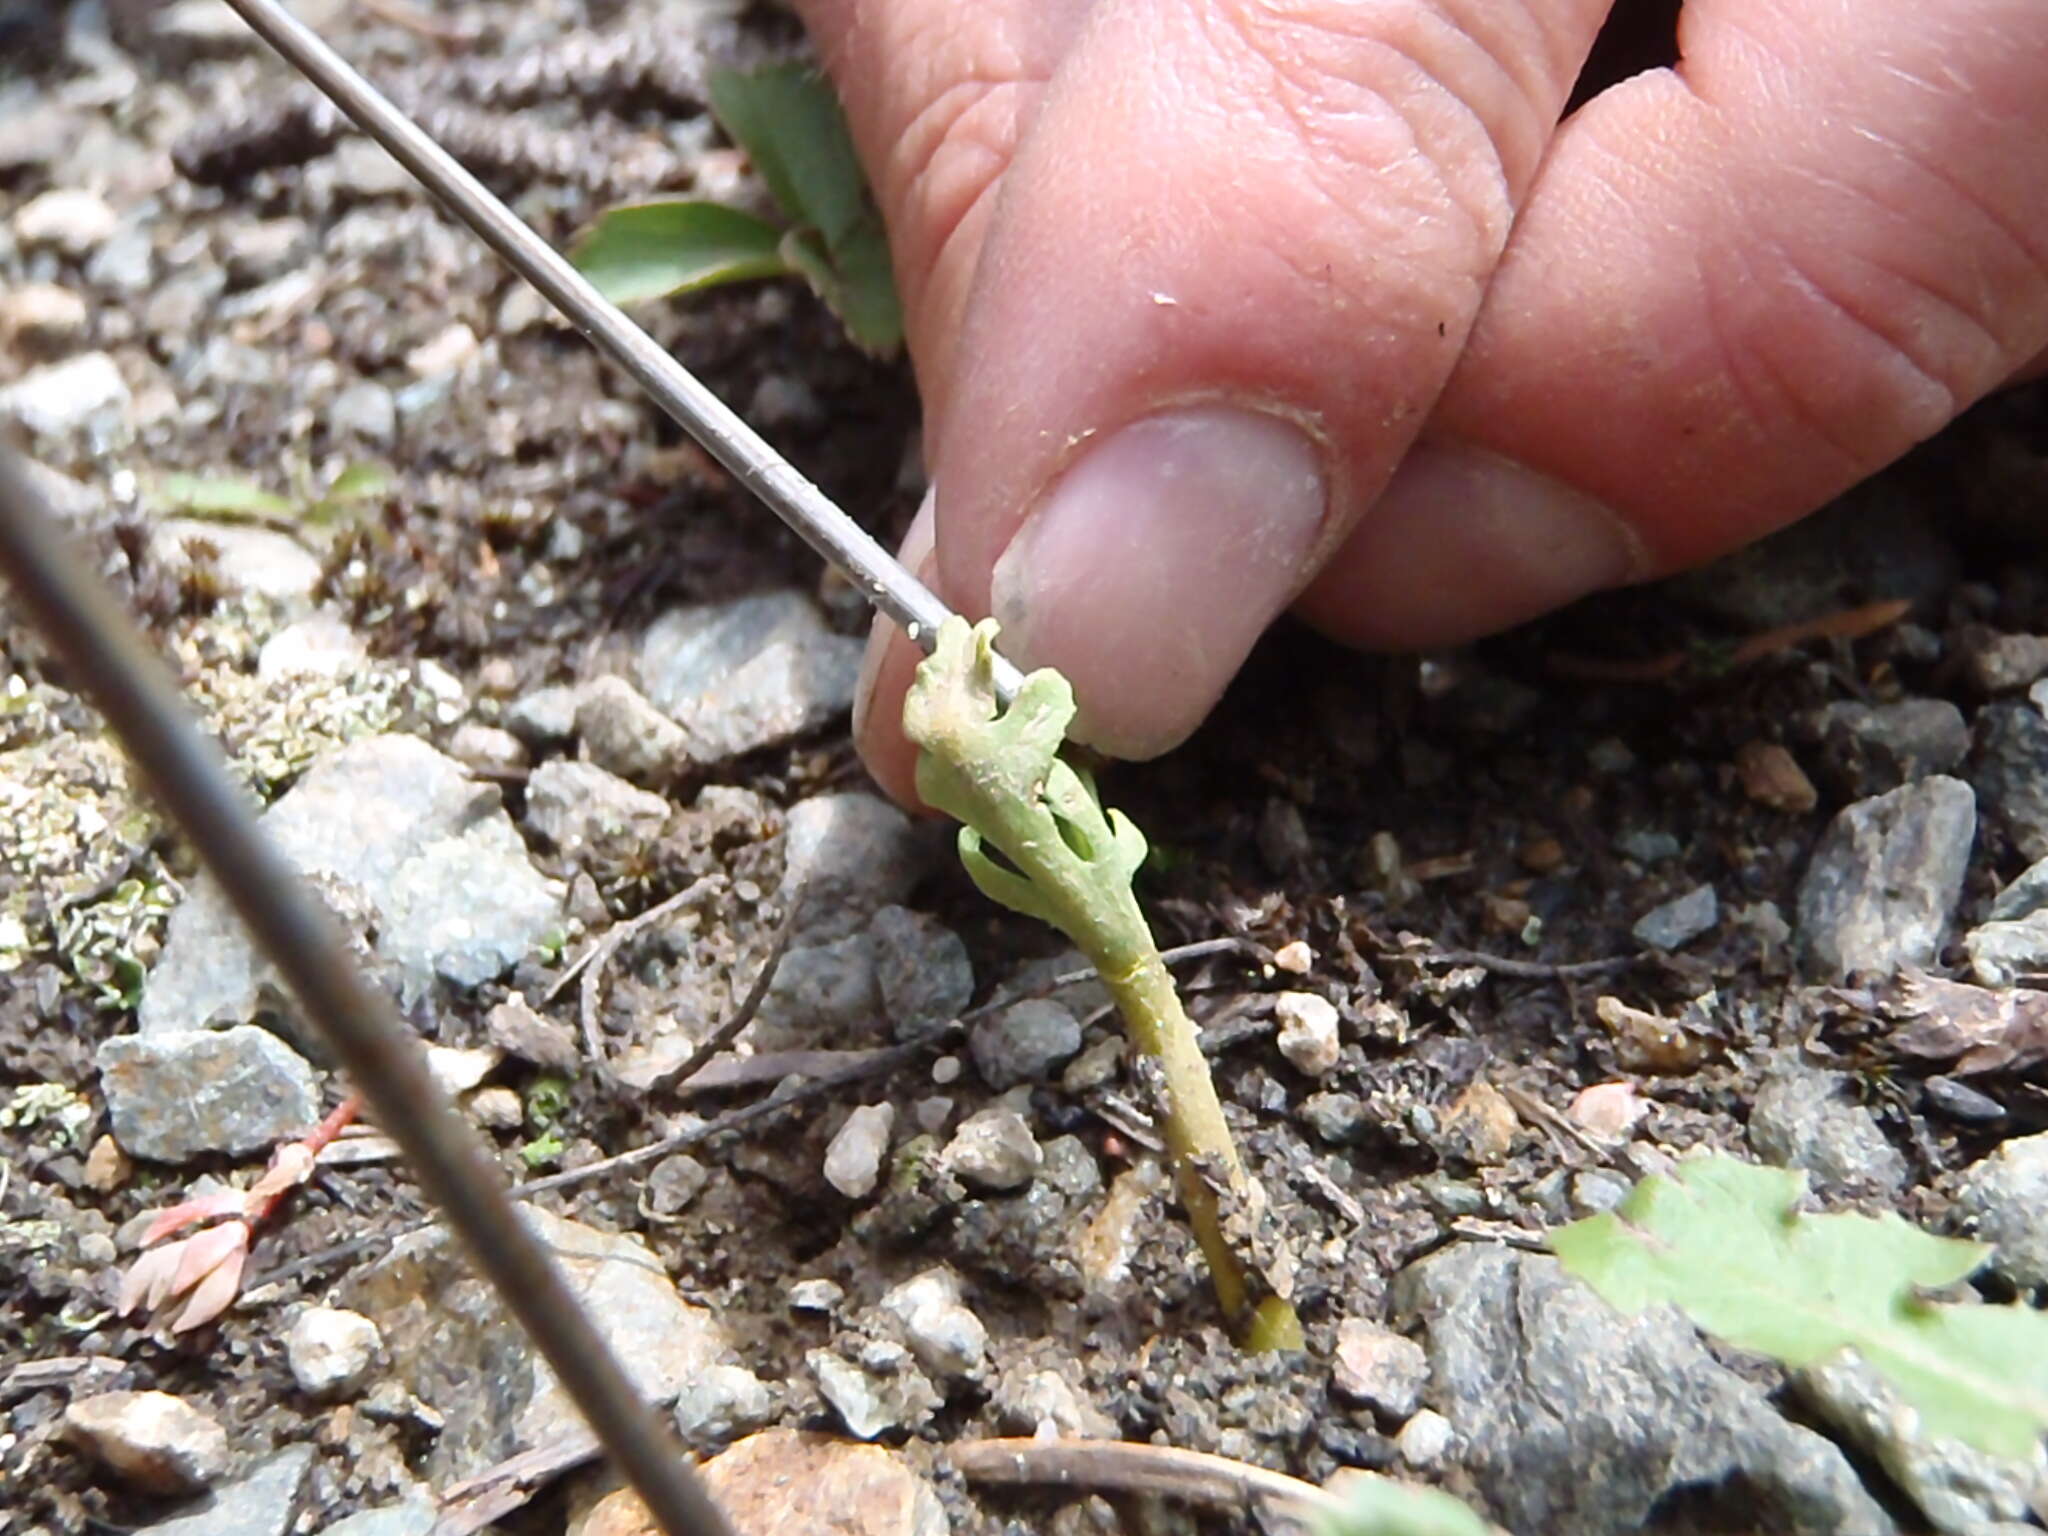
5,3,2048,1535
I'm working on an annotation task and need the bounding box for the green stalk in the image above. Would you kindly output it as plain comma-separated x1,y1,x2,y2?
904,617,1301,1349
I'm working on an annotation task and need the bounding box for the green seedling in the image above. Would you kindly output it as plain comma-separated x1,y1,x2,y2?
1553,1154,2048,1458
571,61,901,356
156,459,390,541
905,617,1301,1349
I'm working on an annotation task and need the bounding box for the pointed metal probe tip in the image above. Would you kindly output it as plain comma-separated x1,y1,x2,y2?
211,0,1023,704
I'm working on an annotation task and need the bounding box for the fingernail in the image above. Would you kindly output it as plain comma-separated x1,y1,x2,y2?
991,405,1326,758
1311,441,1644,648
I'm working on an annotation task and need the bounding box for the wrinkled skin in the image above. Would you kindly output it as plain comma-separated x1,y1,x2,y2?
791,0,2048,804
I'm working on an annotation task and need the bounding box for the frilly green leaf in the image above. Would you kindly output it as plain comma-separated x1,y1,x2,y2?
1551,1154,2048,1458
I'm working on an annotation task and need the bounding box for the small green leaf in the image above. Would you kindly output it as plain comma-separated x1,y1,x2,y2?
1551,1155,2048,1458
158,474,294,522
570,200,791,307
706,62,868,251
780,224,903,357
321,462,390,503
1315,1476,1492,1536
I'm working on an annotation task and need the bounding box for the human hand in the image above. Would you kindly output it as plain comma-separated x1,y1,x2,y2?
794,0,2048,805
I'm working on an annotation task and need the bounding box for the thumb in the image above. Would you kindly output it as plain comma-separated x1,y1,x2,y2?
807,0,1613,789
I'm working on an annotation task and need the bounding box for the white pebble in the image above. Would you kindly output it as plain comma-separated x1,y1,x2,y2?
823,1102,895,1198
1274,991,1342,1077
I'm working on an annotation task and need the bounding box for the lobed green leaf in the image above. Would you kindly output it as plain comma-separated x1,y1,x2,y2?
1551,1154,2048,1458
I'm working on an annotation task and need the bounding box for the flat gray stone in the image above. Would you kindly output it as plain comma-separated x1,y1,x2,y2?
1964,909,2048,986
317,1494,437,1536
1952,1132,2048,1291
1808,699,1970,798
1632,883,1719,951
638,591,862,765
1747,1060,1908,1198
140,1446,315,1536
523,758,671,873
1799,1353,2048,1534
0,350,129,436
98,1026,321,1162
141,736,562,1049
1970,702,2048,861
575,674,691,786
1396,1244,1895,1536
871,906,973,1038
341,1205,728,1481
970,998,1083,1090
1796,776,1975,980
782,794,930,941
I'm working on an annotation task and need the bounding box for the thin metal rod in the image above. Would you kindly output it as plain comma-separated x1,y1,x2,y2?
0,448,734,1536
214,0,1022,702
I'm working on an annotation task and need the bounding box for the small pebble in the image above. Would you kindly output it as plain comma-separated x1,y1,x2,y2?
1274,991,1341,1077
1396,1408,1457,1469
644,1153,710,1215
465,1085,523,1130
13,187,117,256
1632,884,1719,951
931,1055,962,1086
1566,1081,1650,1140
1331,1319,1429,1420
62,1391,229,1494
1734,741,1818,813
969,997,1083,1089
1438,1080,1517,1166
1272,940,1315,974
285,1307,382,1399
944,1106,1042,1192
879,1266,989,1379
787,1278,844,1313
823,1103,895,1199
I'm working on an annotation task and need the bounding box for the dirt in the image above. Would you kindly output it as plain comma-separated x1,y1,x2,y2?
5,3,2048,1535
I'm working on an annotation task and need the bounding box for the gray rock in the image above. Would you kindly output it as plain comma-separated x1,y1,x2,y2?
1951,1132,2048,1291
639,591,862,766
644,1153,710,1216
993,1367,1117,1440
1799,1353,2048,1534
0,350,129,437
1990,854,2048,922
576,674,691,786
1796,776,1975,979
444,723,527,778
150,521,323,604
672,1363,775,1452
1970,702,2048,860
782,794,930,941
138,1446,315,1536
1964,909,2048,986
256,613,365,681
808,1345,940,1441
1965,633,2048,695
1809,700,1971,797
12,187,116,255
1331,1319,1429,1421
1747,1060,1908,1198
502,683,581,746
220,217,307,282
1274,991,1343,1077
62,1390,229,1494
318,1494,438,1536
1300,1091,1372,1146
329,380,397,444
754,934,882,1047
878,1266,988,1380
523,758,671,872
1396,1408,1458,1469
85,227,154,292
142,737,563,1048
0,281,88,355
1397,1244,1895,1536
871,906,973,1038
484,994,578,1072
342,1204,727,1481
1632,883,1719,951
824,1104,896,1199
98,1026,321,1162
285,1306,381,1399
1614,828,1682,865
944,1106,1041,1192
970,998,1083,1090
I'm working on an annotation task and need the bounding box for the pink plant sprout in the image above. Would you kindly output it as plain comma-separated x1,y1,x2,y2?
119,1098,358,1333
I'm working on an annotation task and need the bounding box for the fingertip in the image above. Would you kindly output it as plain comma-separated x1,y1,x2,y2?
853,492,942,811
